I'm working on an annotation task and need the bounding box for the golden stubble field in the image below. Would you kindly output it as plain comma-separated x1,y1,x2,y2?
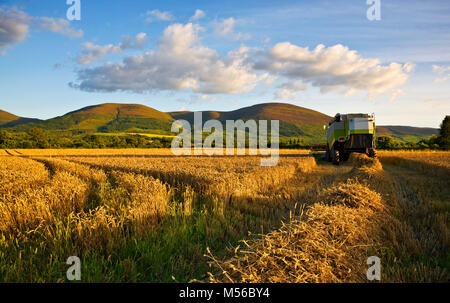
0,149,448,282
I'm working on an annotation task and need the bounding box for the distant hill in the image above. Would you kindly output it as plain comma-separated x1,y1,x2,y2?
67,103,173,120
0,110,19,125
1,103,439,144
0,110,42,127
7,103,174,134
376,125,439,143
170,103,331,142
377,125,439,136
170,103,331,125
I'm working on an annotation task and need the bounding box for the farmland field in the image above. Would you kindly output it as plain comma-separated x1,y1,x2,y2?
0,149,448,282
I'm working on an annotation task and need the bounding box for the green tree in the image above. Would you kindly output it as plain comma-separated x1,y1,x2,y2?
27,127,49,148
0,129,11,144
437,116,450,148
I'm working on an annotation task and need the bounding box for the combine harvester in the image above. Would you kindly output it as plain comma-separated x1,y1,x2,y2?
325,113,376,165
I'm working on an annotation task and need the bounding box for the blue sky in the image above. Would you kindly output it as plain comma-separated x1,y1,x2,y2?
0,0,449,127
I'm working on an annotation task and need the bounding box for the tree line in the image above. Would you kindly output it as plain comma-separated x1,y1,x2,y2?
377,116,449,150
1,116,448,150
0,128,172,149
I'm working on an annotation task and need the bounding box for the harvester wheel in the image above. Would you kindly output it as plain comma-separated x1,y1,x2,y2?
342,152,350,162
331,146,340,165
325,145,331,162
368,148,376,158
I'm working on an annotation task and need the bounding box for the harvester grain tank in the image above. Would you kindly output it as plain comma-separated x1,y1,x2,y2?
325,113,376,164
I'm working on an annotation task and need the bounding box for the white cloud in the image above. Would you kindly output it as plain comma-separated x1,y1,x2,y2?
0,7,30,54
77,33,148,65
255,42,414,99
433,76,449,83
275,89,296,100
215,17,235,36
263,75,277,87
70,23,266,94
214,17,250,41
343,88,358,97
432,64,450,83
134,32,148,49
432,64,450,74
0,7,83,54
274,80,307,100
403,62,416,73
69,23,413,101
77,42,122,65
233,32,251,41
389,89,406,101
201,94,217,103
190,9,205,21
145,10,174,22
36,17,83,38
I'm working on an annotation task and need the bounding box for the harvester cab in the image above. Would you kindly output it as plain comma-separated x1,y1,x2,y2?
325,113,376,165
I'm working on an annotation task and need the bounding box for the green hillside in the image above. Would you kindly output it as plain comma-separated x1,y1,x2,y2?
8,103,174,134
170,103,331,124
1,103,439,145
0,110,19,125
0,110,42,127
68,103,173,119
170,103,331,143
377,125,439,142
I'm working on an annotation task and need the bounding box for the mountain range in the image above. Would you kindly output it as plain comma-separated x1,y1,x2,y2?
0,103,439,143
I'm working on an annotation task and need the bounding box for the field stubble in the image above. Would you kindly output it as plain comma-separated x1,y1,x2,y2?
0,149,448,282
0,151,320,282
207,151,449,282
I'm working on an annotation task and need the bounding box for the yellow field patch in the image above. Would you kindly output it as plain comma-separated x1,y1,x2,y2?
0,149,448,282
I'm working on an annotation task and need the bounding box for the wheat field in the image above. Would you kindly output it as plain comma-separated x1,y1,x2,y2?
0,149,448,282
